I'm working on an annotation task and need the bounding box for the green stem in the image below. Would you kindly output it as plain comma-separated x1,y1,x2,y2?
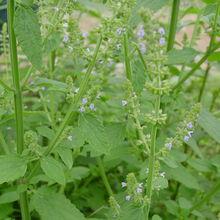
197,3,219,101
167,0,180,51
96,157,114,197
135,44,152,81
198,64,210,102
49,51,56,129
0,79,14,92
146,94,161,218
172,43,220,91
7,0,30,219
190,180,220,212
27,36,102,180
21,66,33,88
123,34,132,80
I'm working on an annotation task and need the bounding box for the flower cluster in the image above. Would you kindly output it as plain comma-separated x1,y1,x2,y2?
122,173,148,206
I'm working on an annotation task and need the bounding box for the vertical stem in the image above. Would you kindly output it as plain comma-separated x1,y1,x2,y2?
146,93,161,218
96,157,114,197
197,3,219,101
167,0,180,51
198,64,210,102
7,1,30,219
123,34,132,80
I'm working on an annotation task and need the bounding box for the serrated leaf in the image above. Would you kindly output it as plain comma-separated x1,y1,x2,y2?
44,32,61,53
67,167,90,182
132,59,146,94
14,6,43,70
198,109,220,143
164,164,200,190
79,114,111,156
56,146,73,169
40,156,65,185
0,155,27,184
32,189,85,220
105,122,126,149
167,48,198,65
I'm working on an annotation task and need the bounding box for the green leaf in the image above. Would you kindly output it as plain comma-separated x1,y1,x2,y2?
187,158,212,172
131,59,146,94
186,138,203,159
178,197,192,210
56,146,73,169
208,51,220,61
105,122,126,149
44,32,62,53
36,126,55,140
67,167,90,182
40,156,65,185
167,48,198,65
152,215,162,220
79,114,111,156
32,189,85,220
198,109,220,143
34,77,67,92
18,0,34,6
153,177,168,190
0,191,19,204
164,164,201,190
14,6,43,70
0,155,27,184
139,0,169,11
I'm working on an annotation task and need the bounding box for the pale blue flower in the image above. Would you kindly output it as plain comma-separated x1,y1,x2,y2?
159,38,166,46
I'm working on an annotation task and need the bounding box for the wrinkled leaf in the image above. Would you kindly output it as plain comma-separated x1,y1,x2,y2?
14,6,43,70
0,155,27,184
32,189,85,220
40,156,65,185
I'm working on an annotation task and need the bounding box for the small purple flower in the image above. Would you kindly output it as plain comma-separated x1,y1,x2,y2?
121,182,127,188
79,106,85,113
89,103,96,111
116,28,123,35
159,38,166,46
184,135,190,142
63,34,69,43
82,32,88,38
139,42,147,54
187,122,193,129
165,142,172,150
82,98,88,105
125,195,131,201
158,27,165,35
137,25,145,39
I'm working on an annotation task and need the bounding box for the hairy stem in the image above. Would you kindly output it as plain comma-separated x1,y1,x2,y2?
172,43,220,91
96,157,114,197
146,92,161,218
167,0,180,51
198,3,220,101
7,0,30,219
198,64,210,102
27,36,102,180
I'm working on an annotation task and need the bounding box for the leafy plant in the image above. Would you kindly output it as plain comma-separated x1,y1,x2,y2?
0,0,220,219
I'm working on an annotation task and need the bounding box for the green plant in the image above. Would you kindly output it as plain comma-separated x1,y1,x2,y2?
0,0,220,219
